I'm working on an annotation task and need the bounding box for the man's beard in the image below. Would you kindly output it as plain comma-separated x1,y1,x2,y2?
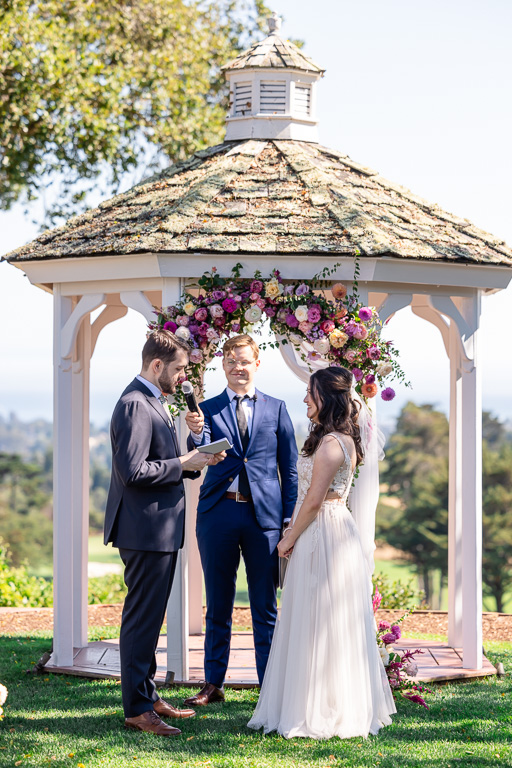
157,373,176,395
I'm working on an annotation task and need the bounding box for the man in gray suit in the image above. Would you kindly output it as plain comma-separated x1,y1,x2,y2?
105,329,225,737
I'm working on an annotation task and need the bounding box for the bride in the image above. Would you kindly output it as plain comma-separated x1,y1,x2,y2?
248,366,396,739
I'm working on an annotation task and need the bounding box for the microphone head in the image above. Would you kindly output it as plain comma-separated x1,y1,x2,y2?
181,380,194,395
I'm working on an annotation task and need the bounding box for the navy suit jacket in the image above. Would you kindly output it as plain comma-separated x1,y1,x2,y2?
189,388,298,529
104,378,199,552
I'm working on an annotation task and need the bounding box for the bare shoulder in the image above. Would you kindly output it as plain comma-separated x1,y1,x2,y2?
324,432,356,466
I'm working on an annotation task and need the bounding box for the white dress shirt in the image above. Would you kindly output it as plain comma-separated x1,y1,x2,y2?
136,374,169,421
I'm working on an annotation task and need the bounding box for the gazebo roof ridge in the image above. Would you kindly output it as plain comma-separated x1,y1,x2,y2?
4,138,512,267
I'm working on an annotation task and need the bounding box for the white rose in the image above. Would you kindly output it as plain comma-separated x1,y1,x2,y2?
245,306,262,323
289,333,302,346
378,646,390,666
183,301,196,316
313,337,330,355
175,326,191,341
376,361,393,377
265,278,284,298
294,305,309,323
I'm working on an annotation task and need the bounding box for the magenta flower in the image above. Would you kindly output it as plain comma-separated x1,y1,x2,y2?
381,632,397,645
212,290,225,300
250,280,264,294
365,374,376,384
358,306,373,322
197,322,209,337
163,320,177,333
232,322,241,333
321,320,335,334
366,345,380,360
378,620,391,631
372,588,382,612
308,306,322,323
264,307,276,317
194,308,208,322
352,367,364,382
391,624,401,639
256,297,266,309
285,313,299,328
188,323,199,335
381,387,396,401
295,283,309,296
222,298,238,313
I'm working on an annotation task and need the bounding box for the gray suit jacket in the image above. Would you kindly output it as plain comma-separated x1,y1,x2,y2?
104,378,198,552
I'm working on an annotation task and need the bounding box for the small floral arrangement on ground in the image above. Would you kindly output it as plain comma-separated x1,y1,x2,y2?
0,682,7,719
148,259,408,410
373,589,431,708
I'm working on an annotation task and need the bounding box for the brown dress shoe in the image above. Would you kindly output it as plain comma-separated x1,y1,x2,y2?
183,682,225,706
154,697,196,719
124,710,181,737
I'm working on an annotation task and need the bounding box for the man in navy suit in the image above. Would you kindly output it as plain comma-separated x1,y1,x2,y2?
183,335,298,706
105,329,225,735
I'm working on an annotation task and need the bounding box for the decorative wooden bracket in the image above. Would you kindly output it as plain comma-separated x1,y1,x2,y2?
60,294,105,360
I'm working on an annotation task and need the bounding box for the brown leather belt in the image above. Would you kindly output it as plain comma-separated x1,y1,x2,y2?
225,491,251,503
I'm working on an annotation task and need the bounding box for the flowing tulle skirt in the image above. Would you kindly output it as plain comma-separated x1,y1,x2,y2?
247,500,396,739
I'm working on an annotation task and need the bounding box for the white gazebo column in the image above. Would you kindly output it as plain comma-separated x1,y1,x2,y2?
71,317,92,649
447,322,463,648
52,286,75,666
459,293,483,669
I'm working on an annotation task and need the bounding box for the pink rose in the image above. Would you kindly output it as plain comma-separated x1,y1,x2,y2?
298,321,313,334
250,280,264,294
321,320,335,334
344,349,358,364
163,321,177,333
378,621,391,631
366,345,380,360
308,306,321,323
209,304,224,319
353,324,368,340
256,297,266,309
189,349,203,364
194,308,208,322
176,315,189,326
206,327,220,341
250,293,260,301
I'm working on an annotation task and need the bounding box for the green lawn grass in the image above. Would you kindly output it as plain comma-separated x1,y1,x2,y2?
0,630,511,768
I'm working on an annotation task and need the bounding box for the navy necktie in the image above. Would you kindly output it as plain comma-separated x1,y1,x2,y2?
234,395,252,497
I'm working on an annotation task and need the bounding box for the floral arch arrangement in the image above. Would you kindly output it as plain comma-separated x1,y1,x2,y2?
148,261,408,409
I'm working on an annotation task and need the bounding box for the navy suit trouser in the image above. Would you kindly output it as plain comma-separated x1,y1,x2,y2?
196,498,281,687
119,548,178,717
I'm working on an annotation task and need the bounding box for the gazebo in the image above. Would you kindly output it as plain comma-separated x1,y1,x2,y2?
5,15,512,681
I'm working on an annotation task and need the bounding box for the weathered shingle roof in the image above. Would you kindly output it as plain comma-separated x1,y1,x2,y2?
222,32,324,74
5,139,512,266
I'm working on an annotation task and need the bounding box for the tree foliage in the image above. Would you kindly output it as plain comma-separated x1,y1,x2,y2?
0,0,271,223
482,442,512,612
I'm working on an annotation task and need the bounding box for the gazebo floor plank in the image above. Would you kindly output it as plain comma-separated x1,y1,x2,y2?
44,632,496,685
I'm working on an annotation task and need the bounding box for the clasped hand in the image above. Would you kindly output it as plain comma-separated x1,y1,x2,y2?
277,527,295,559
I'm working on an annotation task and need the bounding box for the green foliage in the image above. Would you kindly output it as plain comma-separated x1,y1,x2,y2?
0,538,52,607
372,572,425,610
88,573,126,605
0,0,271,223
482,441,512,612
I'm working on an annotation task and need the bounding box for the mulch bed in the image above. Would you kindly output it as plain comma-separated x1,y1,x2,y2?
1,605,511,643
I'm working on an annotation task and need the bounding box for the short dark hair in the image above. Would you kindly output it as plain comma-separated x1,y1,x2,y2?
141,329,190,369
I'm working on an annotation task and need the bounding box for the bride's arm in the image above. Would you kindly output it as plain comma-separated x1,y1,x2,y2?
278,437,346,557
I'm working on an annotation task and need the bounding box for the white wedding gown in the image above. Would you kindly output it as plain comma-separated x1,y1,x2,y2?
248,433,396,739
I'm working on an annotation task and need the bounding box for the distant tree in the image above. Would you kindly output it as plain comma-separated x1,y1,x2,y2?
482,441,512,612
0,0,272,224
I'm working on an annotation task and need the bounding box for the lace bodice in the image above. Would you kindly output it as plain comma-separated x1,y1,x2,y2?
296,433,354,509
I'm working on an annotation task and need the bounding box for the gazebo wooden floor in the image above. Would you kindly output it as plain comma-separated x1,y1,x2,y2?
45,632,496,686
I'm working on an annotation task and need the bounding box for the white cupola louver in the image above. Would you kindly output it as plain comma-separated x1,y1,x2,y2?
233,82,252,116
294,84,311,116
259,81,286,114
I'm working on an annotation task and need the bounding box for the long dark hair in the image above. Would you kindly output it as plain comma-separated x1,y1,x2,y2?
302,367,364,465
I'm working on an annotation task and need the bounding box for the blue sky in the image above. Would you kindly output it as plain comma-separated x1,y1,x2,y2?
1,0,511,430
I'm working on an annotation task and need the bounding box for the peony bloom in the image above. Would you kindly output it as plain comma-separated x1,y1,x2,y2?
294,305,309,323
295,283,309,296
176,315,190,327
366,345,380,360
197,322,210,337
285,313,299,328
381,632,397,646
250,280,264,294
209,304,225,319
320,320,335,334
245,305,262,323
314,337,330,355
332,282,347,300
307,306,322,323
381,387,396,401
194,307,208,322
265,278,284,298
365,374,376,384
329,329,349,348
358,306,373,322
175,326,191,341
189,349,204,364
212,289,225,301
222,298,238,313
391,624,402,639
378,620,391,631
206,327,220,341
361,382,378,398
352,367,364,382
335,307,348,320
183,301,196,316
376,361,393,377
353,324,369,340
344,349,358,364
163,320,178,333
298,321,313,334
378,646,390,666
255,297,266,309
250,292,260,301
213,318,225,328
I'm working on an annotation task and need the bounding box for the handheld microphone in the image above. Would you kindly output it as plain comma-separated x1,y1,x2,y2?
181,380,199,412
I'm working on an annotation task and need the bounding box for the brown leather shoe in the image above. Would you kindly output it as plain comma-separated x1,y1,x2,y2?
183,682,225,706
124,710,181,736
154,697,196,719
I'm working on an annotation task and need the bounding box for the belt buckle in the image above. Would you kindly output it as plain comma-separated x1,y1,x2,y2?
235,490,247,503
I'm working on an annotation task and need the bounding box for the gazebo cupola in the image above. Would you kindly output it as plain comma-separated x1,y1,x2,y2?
223,12,325,142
